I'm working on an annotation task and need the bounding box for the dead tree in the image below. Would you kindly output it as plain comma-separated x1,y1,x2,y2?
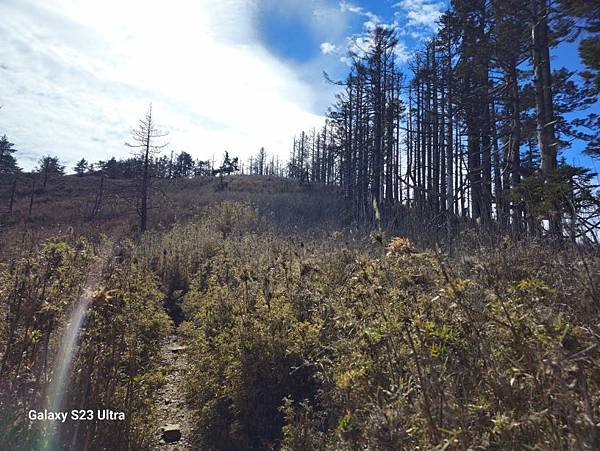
8,176,17,215
89,171,105,220
126,104,168,233
28,177,35,219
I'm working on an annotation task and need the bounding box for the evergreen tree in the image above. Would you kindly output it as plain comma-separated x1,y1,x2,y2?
213,151,238,188
174,151,194,178
194,160,211,176
559,0,600,93
0,135,19,174
74,158,88,176
36,155,65,189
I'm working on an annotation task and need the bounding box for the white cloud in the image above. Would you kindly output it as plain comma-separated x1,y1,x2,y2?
0,0,330,170
394,42,411,63
339,0,383,29
339,1,364,14
320,42,337,55
346,34,375,59
394,0,444,31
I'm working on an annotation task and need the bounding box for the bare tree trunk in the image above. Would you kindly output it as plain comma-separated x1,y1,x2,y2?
431,43,440,215
445,36,454,223
531,0,557,176
395,75,402,204
531,0,560,235
140,128,150,233
373,46,384,210
90,171,105,220
407,85,414,205
28,178,35,219
491,103,504,230
42,168,49,190
508,60,523,236
9,176,17,214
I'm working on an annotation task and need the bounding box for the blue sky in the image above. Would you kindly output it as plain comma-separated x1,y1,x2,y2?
0,0,449,170
0,0,596,173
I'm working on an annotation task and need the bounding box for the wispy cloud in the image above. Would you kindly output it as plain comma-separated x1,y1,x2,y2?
394,42,411,63
394,0,444,31
320,42,338,55
339,1,383,31
339,0,364,14
0,0,329,169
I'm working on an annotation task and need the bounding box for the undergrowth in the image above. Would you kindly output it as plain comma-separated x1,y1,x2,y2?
1,180,599,450
146,202,600,450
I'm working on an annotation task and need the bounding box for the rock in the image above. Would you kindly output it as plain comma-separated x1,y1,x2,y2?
169,345,187,354
161,424,182,443
164,398,171,405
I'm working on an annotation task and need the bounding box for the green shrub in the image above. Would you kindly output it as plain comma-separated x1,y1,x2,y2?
172,222,600,450
62,241,171,449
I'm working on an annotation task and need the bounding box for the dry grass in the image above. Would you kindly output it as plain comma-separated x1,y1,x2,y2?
1,175,598,450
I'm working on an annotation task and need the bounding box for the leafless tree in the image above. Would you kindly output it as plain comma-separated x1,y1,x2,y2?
126,104,168,233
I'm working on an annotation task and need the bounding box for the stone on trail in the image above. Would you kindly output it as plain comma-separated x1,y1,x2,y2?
168,345,187,354
161,424,182,443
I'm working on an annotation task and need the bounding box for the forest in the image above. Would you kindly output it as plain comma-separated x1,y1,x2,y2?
0,0,599,450
288,0,599,242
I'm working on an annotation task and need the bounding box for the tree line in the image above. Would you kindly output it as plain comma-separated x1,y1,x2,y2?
1,105,276,232
288,0,599,242
3,0,598,240
242,146,286,177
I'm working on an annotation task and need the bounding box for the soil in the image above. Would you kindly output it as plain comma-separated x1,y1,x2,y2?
154,332,194,450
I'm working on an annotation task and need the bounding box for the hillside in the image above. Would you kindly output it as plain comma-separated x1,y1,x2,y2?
0,174,348,253
1,0,599,448
0,174,598,450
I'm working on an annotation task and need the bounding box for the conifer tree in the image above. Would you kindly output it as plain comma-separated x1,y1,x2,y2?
126,104,168,233
74,158,88,176
0,135,19,174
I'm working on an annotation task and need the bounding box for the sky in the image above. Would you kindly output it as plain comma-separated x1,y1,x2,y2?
0,0,596,173
0,0,449,171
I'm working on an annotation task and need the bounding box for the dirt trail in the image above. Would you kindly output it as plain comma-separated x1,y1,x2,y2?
154,332,194,450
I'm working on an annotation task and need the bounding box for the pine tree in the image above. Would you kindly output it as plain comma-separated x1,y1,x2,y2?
0,135,19,174
36,156,65,189
74,158,88,176
174,151,194,178
558,0,600,93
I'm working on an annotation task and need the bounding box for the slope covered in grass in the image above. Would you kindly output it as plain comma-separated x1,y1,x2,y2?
149,203,600,450
0,175,598,449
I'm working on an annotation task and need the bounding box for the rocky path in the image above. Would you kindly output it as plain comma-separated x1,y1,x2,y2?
154,333,193,450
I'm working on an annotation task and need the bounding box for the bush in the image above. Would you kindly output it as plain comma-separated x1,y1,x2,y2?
61,243,171,449
0,236,91,448
178,220,321,449
172,221,600,449
0,236,171,450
